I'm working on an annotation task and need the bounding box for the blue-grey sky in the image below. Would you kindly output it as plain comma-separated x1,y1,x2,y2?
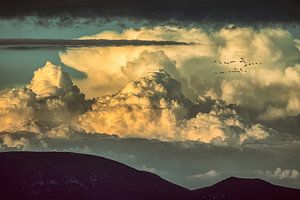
0,18,144,39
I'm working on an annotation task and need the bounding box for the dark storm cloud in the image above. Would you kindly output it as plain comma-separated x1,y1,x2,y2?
0,39,190,50
0,0,299,23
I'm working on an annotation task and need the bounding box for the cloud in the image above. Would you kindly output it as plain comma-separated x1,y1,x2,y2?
0,0,299,23
189,170,220,179
1,26,300,145
77,69,281,145
0,62,91,135
181,107,271,144
28,61,74,99
60,26,216,98
295,39,300,52
79,26,212,44
121,50,180,81
0,87,40,133
2,134,30,149
76,69,194,140
0,62,284,145
0,39,189,50
261,168,300,179
60,26,300,122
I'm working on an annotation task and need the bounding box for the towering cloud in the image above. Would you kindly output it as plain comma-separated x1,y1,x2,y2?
28,61,74,99
1,25,300,144
0,88,39,133
77,69,276,144
0,63,281,144
0,61,299,189
77,69,193,140
0,62,90,136
60,26,300,121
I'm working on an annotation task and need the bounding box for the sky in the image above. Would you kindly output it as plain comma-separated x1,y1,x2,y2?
0,0,300,189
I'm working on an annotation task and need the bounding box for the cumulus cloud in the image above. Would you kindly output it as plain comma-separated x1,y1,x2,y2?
2,134,30,149
1,24,300,190
121,50,179,81
0,63,283,145
261,168,300,179
189,170,220,179
0,88,40,133
1,26,300,145
60,26,214,98
28,61,74,99
77,69,280,144
294,39,300,52
60,26,300,122
76,69,193,140
0,62,91,136
181,105,271,144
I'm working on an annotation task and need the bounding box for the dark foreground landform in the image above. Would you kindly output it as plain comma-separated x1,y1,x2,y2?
0,152,299,200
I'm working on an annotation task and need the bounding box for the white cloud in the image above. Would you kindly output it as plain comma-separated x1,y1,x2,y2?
0,64,280,145
61,26,300,121
189,170,220,179
76,69,191,140
262,168,300,179
8,60,300,147
2,26,300,145
0,88,40,133
60,26,215,99
2,134,30,149
0,62,90,135
77,69,275,144
295,39,300,52
181,106,271,144
28,62,74,99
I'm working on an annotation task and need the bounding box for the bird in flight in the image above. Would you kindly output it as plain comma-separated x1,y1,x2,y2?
212,57,261,75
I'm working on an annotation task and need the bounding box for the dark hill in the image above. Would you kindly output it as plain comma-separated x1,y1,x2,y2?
0,152,299,200
0,151,190,200
192,176,300,200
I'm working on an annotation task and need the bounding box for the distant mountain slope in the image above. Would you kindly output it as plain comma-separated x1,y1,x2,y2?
0,152,190,200
0,152,299,200
192,176,300,200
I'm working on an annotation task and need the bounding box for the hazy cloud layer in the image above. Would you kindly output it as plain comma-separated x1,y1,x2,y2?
0,39,189,50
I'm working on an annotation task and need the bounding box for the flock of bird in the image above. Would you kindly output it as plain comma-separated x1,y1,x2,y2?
213,57,262,75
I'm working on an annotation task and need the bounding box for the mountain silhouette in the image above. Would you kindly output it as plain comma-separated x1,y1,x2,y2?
0,152,299,200
192,176,300,200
